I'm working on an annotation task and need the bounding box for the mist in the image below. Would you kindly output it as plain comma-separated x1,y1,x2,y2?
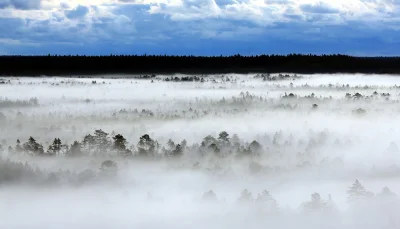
1,73,400,228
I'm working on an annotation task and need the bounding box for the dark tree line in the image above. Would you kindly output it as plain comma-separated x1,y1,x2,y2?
7,130,265,158
1,54,400,76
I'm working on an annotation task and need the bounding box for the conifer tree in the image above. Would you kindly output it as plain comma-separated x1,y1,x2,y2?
347,179,368,202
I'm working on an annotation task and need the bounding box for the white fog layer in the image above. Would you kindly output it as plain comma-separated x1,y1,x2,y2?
1,73,400,228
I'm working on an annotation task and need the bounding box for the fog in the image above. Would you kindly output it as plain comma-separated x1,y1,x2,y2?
1,73,400,228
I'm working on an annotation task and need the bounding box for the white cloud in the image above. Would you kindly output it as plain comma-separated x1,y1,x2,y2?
1,0,398,26
0,0,398,48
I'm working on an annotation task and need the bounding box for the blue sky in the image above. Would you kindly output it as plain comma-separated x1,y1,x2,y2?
0,0,399,56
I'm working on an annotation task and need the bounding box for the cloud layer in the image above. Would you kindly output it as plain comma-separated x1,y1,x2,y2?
0,0,399,55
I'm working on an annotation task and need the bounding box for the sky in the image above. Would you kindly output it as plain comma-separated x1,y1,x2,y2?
0,0,399,56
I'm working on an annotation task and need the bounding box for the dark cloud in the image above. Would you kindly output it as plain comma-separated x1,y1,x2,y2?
65,5,90,19
0,0,41,10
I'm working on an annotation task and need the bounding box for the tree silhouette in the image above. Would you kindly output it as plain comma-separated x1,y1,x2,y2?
82,134,95,155
237,189,253,203
256,190,277,209
248,140,262,155
68,141,83,157
171,144,183,157
93,129,110,155
202,190,218,202
22,137,44,156
167,139,175,151
112,134,131,156
303,192,327,210
47,138,63,156
137,134,157,156
379,187,396,198
15,139,23,153
347,179,369,202
218,131,230,143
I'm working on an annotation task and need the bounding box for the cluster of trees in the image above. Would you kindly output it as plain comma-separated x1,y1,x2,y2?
0,157,116,185
253,73,301,81
5,130,265,158
1,54,400,76
0,97,39,108
201,179,397,211
1,154,396,210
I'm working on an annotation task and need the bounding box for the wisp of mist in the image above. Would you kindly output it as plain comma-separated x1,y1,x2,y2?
1,73,400,229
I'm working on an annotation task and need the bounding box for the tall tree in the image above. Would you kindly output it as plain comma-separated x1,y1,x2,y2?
303,193,327,210
248,140,262,155
15,139,23,153
113,134,131,156
218,131,230,143
22,137,44,156
68,141,83,157
237,189,253,203
171,144,183,157
347,179,369,202
167,139,175,151
137,134,157,156
256,190,278,210
93,129,111,155
82,134,95,155
47,138,63,156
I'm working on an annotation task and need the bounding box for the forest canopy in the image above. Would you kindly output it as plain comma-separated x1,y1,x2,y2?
1,54,400,76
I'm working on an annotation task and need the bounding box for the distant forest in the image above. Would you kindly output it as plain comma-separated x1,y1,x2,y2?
1,54,400,76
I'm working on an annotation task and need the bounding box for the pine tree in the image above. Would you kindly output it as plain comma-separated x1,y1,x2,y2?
304,192,327,210
180,139,187,150
112,134,131,156
249,140,262,155
68,141,83,157
47,138,63,156
113,134,127,151
93,129,111,155
171,144,183,157
256,190,277,208
22,137,44,156
218,131,230,143
137,134,157,156
202,190,218,202
82,134,95,155
15,139,23,153
379,187,396,198
167,139,175,151
347,179,368,202
238,189,253,203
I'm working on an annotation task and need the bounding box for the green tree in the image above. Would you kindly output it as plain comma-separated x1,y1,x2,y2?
379,187,396,198
47,138,63,156
113,134,127,151
93,129,111,155
171,144,183,157
303,193,327,210
218,131,230,143
137,134,157,156
22,137,44,156
237,189,253,203
15,139,23,153
347,179,369,202
256,190,278,209
113,134,131,156
82,134,95,155
167,139,175,151
202,135,217,147
68,141,83,157
248,140,262,155
202,190,218,202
